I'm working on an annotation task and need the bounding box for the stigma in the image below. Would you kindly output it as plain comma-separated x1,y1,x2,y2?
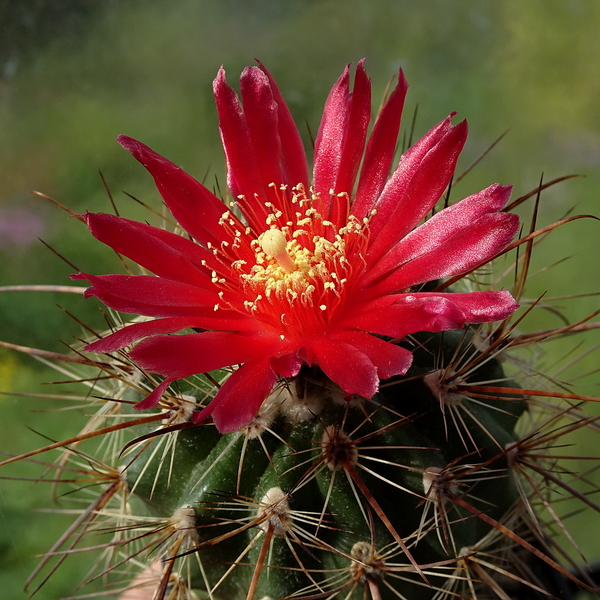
259,229,297,274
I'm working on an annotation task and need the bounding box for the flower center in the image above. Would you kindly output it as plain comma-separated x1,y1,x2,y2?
211,184,372,336
245,226,350,310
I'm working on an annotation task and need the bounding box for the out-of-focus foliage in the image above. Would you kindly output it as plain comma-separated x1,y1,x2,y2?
1,1,599,598
0,0,119,78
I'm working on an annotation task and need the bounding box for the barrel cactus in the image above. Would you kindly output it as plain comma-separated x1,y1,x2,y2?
121,326,531,600
2,61,599,600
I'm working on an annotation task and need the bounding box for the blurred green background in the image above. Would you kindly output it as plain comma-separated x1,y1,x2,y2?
1,0,599,598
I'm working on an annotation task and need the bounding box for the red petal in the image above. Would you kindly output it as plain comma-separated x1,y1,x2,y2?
117,136,230,247
133,336,279,419
344,291,518,338
269,351,303,378
312,65,350,217
390,183,512,259
430,291,518,323
85,213,214,286
130,331,280,379
213,68,268,229
193,358,278,433
333,331,413,379
86,318,199,353
367,212,519,297
240,67,284,193
366,117,468,265
333,60,371,199
362,184,513,286
73,273,218,317
134,378,174,411
313,337,379,398
257,61,309,189
344,295,467,338
353,69,408,221
85,312,260,353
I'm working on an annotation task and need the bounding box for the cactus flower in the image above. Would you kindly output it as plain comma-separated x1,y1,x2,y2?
75,62,519,432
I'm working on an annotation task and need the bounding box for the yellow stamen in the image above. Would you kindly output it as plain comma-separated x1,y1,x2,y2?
260,229,297,273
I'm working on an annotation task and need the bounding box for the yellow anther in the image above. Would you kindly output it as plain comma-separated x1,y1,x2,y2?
260,229,297,273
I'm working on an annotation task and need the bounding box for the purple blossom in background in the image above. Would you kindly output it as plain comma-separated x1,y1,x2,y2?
0,206,46,249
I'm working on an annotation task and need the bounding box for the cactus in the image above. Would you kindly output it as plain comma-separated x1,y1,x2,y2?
122,327,530,600
2,62,600,600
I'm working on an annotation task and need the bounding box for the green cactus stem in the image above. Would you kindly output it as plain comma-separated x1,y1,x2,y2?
122,325,531,599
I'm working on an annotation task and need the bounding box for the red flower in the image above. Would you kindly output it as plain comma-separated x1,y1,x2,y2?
75,62,519,433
